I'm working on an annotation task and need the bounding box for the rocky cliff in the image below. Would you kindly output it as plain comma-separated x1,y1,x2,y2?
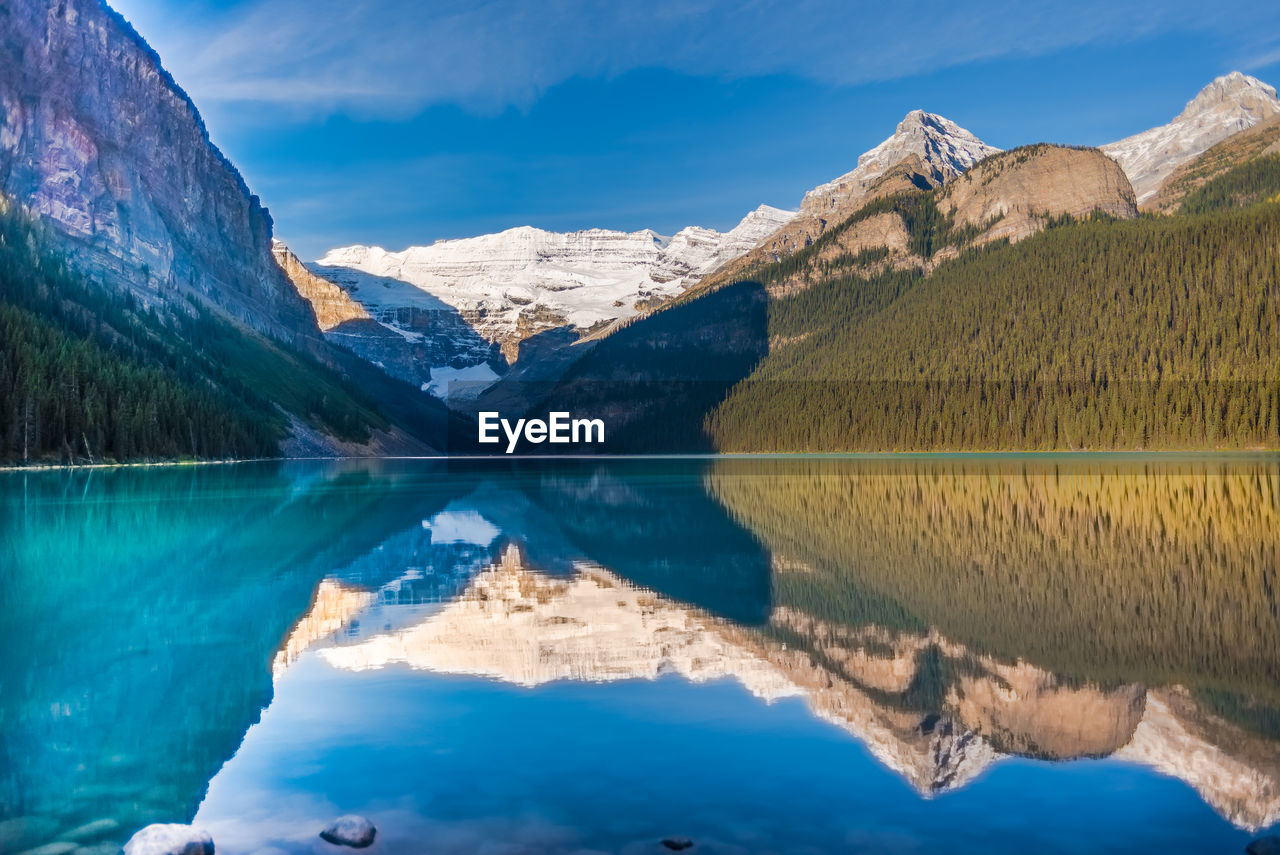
0,0,318,342
272,240,370,331
290,260,504,399
275,240,505,401
938,144,1138,246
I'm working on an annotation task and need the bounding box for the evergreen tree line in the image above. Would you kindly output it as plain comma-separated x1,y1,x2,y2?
707,195,1280,451
0,202,387,464
1177,153,1280,215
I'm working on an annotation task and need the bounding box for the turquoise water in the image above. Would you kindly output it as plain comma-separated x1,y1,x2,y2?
2,457,1278,854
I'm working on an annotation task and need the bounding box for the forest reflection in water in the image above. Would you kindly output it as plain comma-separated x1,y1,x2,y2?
3,456,1279,854
702,456,1280,829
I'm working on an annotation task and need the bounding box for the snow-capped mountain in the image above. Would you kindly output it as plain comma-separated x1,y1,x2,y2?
317,204,797,360
801,110,1000,216
1102,71,1280,202
746,110,999,262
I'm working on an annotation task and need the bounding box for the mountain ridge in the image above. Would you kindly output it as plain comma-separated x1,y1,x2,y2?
1102,71,1280,202
316,204,797,361
0,0,457,460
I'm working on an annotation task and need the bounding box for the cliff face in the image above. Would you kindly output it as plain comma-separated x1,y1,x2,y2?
0,0,317,342
272,241,370,331
278,257,504,399
939,144,1138,245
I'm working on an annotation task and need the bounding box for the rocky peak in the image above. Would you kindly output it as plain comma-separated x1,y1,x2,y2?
1177,71,1278,123
1102,71,1280,202
802,110,1000,215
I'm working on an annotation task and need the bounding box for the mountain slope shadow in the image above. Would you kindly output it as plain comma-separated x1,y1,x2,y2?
484,280,769,454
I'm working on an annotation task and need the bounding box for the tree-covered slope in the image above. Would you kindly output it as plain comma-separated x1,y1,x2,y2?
705,157,1280,452
542,160,1280,453
0,201,408,463
708,201,1280,451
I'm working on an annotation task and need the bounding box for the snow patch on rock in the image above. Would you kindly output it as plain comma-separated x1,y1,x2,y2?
316,205,797,351
1102,71,1280,202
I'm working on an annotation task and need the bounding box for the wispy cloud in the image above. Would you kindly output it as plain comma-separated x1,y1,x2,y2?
111,0,1280,119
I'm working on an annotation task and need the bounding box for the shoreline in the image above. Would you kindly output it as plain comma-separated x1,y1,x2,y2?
4,447,1280,472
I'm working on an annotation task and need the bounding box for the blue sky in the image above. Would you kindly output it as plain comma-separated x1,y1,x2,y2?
110,0,1280,259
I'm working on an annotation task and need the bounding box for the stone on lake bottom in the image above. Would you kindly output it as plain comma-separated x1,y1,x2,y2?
0,818,62,853
73,845,124,855
13,843,77,855
122,824,214,855
661,838,694,851
60,819,120,843
319,816,376,849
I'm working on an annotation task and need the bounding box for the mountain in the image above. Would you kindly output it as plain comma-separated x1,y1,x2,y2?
317,204,797,362
804,110,1000,216
746,111,1000,263
311,111,995,404
528,143,1277,453
1102,71,1280,203
1146,114,1280,213
0,0,315,341
0,0,458,461
788,142,1138,286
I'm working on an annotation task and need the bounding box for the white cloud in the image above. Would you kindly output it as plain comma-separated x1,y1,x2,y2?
110,0,1280,119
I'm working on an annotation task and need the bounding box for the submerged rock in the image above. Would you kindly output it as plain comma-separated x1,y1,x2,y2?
12,843,76,855
122,824,214,855
1247,836,1280,855
319,816,376,849
72,845,124,855
0,817,61,853
59,819,120,843
661,838,694,851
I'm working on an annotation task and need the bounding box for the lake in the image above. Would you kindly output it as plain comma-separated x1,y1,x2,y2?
2,456,1278,854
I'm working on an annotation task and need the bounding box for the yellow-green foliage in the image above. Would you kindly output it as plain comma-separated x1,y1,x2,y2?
708,203,1280,451
706,457,1280,697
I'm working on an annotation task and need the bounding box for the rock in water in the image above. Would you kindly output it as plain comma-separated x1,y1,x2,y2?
0,817,61,853
11,843,77,855
1247,836,1280,855
319,816,376,849
59,819,120,843
661,838,694,851
122,824,214,855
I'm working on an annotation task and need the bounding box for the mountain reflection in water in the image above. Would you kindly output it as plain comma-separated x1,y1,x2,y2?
3,457,1278,854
